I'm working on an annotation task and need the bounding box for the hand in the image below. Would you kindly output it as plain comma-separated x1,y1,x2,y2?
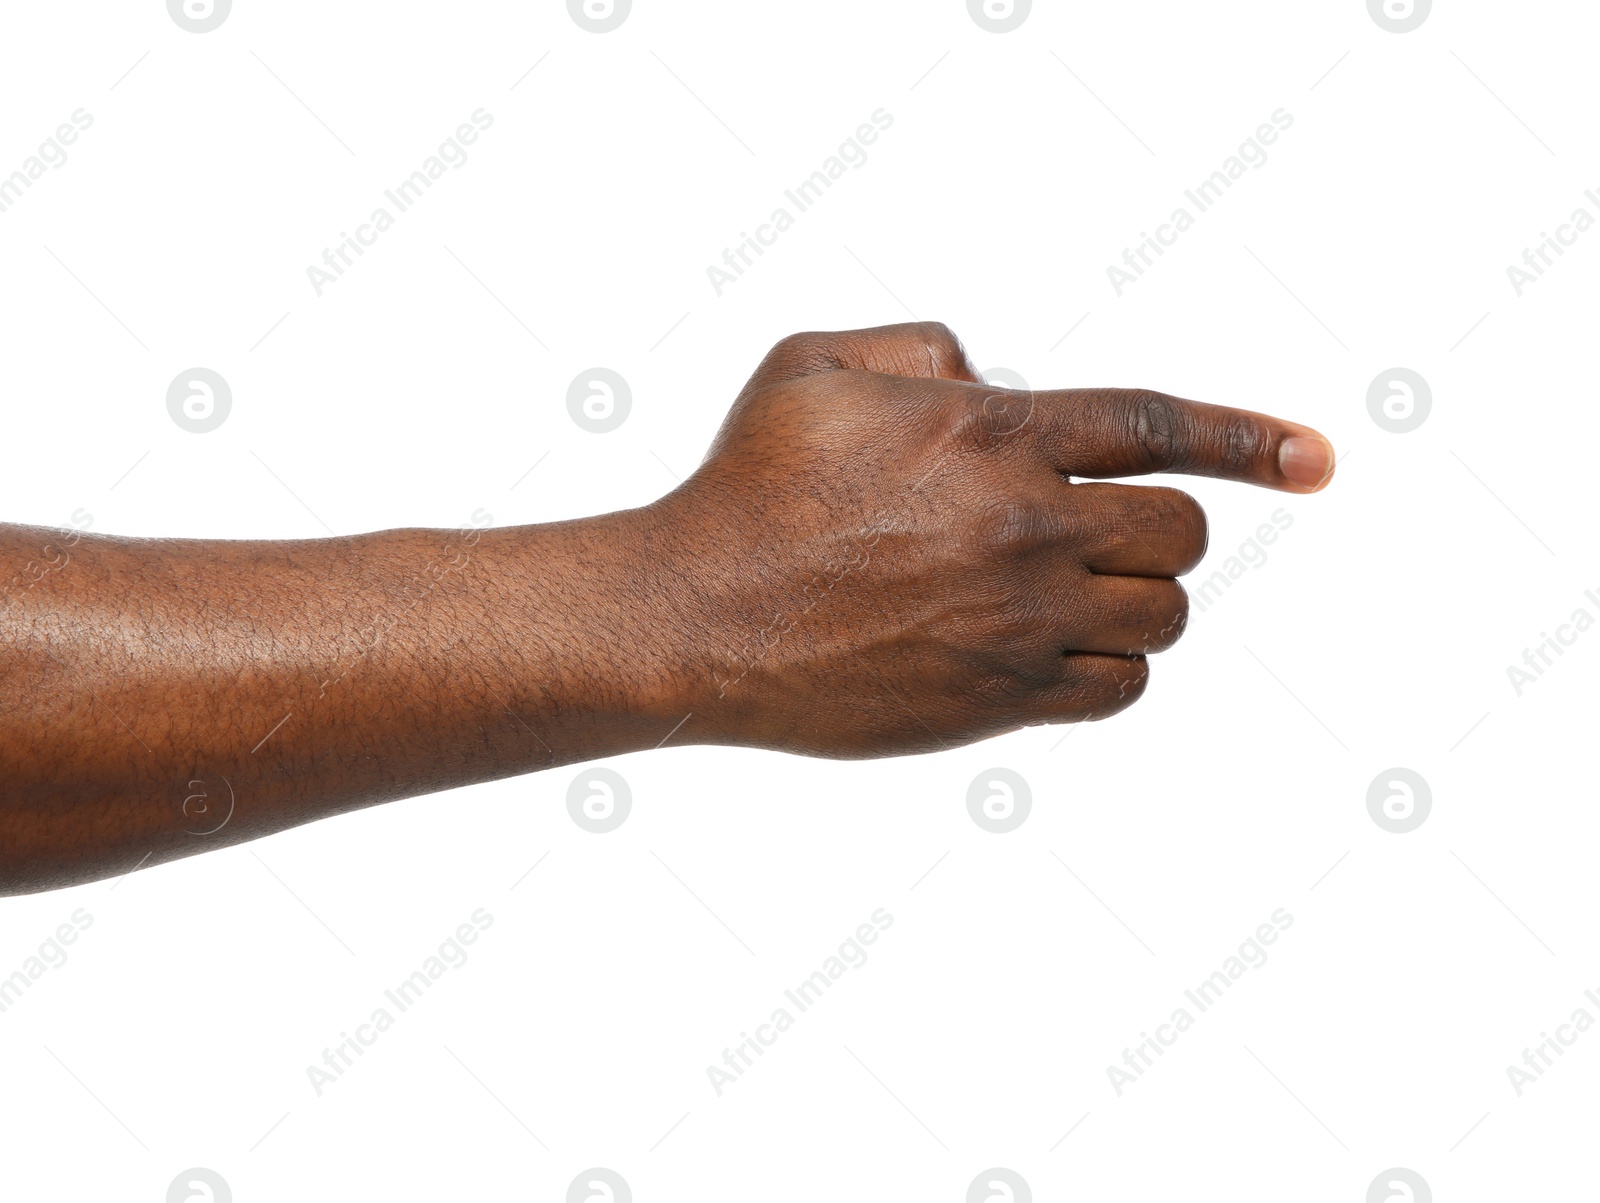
0,321,1334,893
643,322,1334,757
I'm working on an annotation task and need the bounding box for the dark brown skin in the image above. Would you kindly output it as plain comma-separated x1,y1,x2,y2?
0,323,1333,896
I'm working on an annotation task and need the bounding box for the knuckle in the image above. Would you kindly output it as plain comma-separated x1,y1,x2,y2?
777,328,829,349
1125,389,1185,468
1131,582,1188,653
1092,656,1150,717
971,667,1041,710
770,330,835,366
947,401,993,451
1107,486,1209,572
950,388,1033,452
1103,582,1188,654
1005,652,1065,692
1057,655,1151,720
1163,490,1209,573
1150,584,1190,650
1216,412,1272,476
914,321,968,369
969,499,1051,560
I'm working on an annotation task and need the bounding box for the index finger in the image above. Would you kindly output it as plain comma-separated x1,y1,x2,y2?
1030,387,1335,493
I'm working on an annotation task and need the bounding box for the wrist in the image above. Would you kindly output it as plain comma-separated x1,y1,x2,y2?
499,502,715,761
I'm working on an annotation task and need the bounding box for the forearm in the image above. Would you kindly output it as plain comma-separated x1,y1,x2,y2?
0,324,1335,896
0,511,693,895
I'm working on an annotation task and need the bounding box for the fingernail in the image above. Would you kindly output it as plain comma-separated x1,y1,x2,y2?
1279,436,1333,489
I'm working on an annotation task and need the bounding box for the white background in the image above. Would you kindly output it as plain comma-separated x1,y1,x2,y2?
1,1,1596,1199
